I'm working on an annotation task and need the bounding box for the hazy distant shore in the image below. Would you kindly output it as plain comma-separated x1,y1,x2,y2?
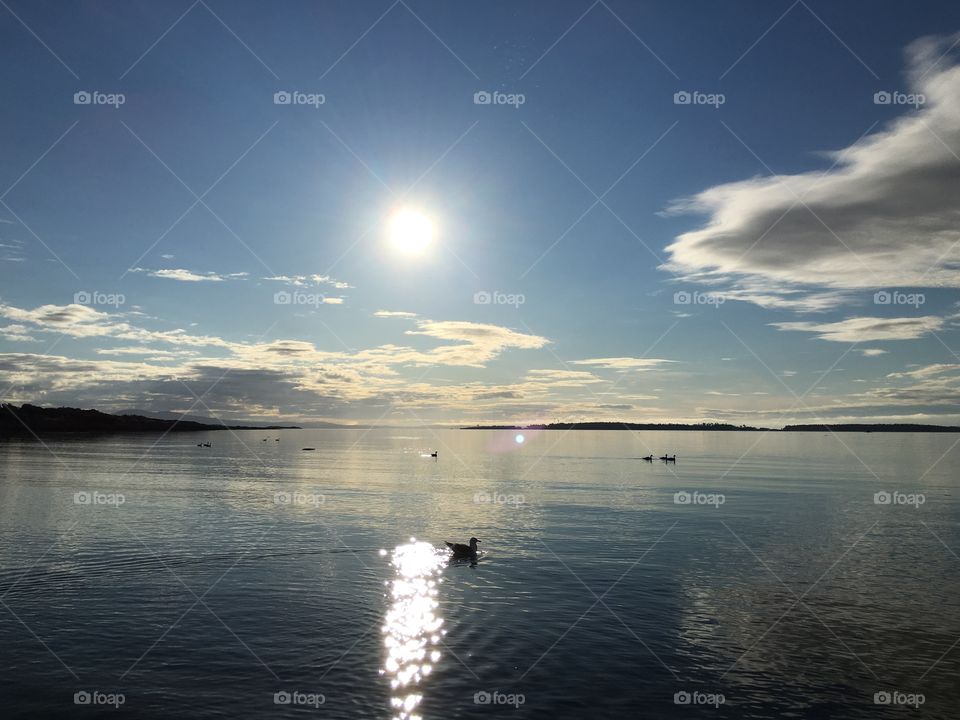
462,422,960,432
0,404,299,436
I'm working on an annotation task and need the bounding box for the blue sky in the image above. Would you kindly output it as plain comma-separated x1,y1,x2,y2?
2,0,960,425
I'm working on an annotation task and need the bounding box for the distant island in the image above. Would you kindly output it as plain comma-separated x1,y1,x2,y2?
780,423,960,432
462,421,960,432
462,422,767,431
0,404,300,436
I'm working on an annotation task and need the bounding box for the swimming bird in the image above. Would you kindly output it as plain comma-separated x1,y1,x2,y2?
430,451,438,458
445,537,480,559
659,454,676,462
641,455,653,461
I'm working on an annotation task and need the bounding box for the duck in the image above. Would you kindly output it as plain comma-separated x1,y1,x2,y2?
445,537,480,559
202,442,212,448
659,454,676,462
641,455,653,461
430,451,438,458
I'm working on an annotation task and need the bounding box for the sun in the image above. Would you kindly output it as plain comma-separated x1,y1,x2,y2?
388,207,435,255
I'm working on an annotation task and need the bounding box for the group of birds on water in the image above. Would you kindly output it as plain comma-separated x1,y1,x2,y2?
193,442,662,564
641,454,676,462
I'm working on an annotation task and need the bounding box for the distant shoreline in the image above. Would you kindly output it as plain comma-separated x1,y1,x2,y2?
0,404,300,437
461,422,960,433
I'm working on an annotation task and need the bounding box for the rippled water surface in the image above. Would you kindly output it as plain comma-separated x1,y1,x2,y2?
1,429,958,718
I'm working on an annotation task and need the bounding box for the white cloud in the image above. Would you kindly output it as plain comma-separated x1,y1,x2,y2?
374,310,417,318
664,32,960,307
860,348,889,356
131,268,249,282
0,303,233,347
572,357,676,370
526,369,603,386
95,346,196,359
887,363,958,379
265,274,352,289
772,316,945,342
404,320,549,367
0,324,38,342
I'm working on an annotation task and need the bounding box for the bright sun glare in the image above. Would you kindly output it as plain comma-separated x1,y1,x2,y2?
388,208,435,255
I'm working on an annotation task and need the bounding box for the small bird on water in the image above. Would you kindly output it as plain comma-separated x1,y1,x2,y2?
445,537,480,560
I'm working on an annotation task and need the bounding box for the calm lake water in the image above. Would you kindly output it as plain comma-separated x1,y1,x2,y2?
1,429,958,719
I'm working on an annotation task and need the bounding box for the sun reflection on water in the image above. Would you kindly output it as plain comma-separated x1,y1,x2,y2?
380,538,447,720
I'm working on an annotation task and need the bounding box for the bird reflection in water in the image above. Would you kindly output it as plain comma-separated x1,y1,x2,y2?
380,538,447,720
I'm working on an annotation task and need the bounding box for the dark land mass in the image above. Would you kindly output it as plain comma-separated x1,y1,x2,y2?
781,423,960,432
462,422,768,431
463,421,960,432
0,404,300,436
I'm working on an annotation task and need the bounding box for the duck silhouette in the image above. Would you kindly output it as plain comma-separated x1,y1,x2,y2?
445,537,480,560
641,455,653,461
659,454,676,462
